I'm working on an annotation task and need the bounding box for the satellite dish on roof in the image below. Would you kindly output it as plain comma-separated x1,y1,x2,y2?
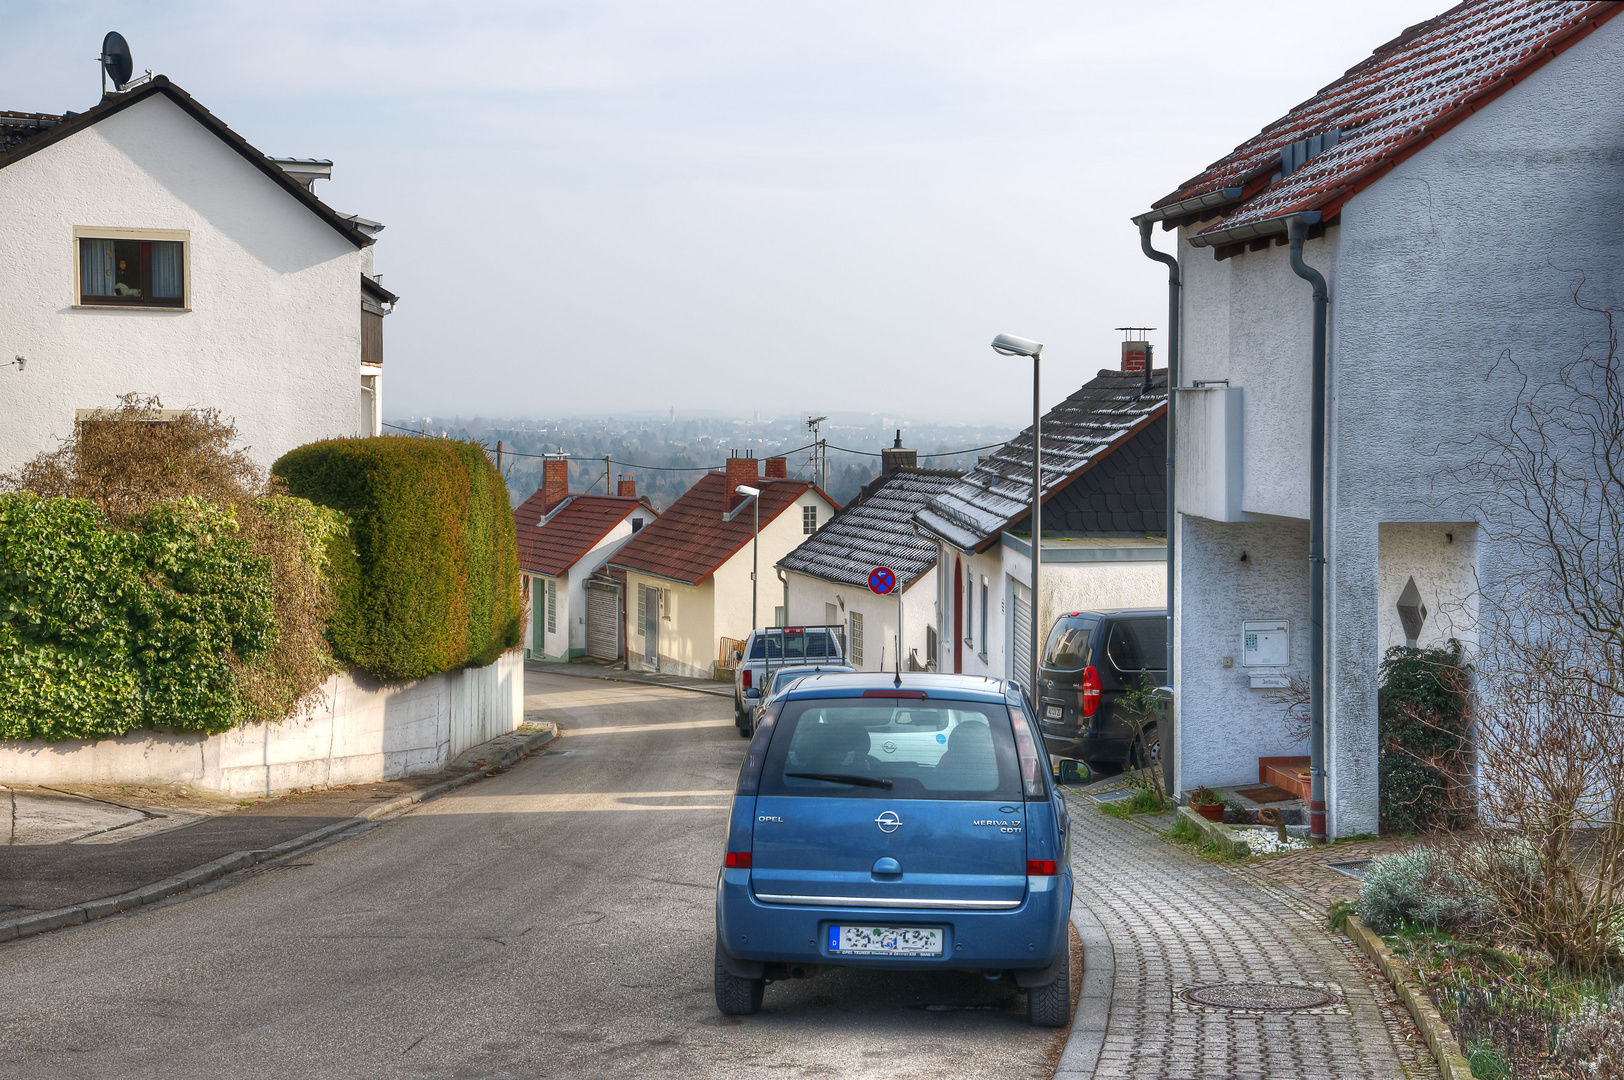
101,32,133,93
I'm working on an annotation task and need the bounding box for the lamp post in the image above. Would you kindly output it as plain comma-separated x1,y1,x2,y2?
737,484,761,634
991,333,1043,695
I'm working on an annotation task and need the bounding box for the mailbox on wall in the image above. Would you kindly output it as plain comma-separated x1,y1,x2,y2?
1242,620,1289,668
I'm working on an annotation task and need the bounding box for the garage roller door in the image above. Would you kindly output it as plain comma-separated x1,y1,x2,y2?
586,582,621,661
1011,585,1032,688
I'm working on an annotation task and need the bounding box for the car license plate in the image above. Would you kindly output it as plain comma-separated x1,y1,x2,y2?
1045,704,1062,718
829,926,944,957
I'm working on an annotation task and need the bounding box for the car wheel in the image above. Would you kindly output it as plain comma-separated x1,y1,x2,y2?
1134,726,1161,769
714,943,764,1015
1026,953,1071,1027
737,714,753,739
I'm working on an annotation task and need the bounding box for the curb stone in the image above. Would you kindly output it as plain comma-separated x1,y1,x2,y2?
1053,895,1114,1079
523,661,734,698
0,723,557,946
1342,916,1473,1080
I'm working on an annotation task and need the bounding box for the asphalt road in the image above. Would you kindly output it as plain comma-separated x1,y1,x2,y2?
0,672,1064,1079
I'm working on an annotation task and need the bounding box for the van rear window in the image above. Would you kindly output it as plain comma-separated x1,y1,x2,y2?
758,698,1021,801
1041,617,1097,672
1104,617,1167,676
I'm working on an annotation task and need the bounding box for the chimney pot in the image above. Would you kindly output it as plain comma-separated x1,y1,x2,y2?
616,473,636,498
881,433,917,476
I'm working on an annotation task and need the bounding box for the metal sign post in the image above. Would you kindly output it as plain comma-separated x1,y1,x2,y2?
869,567,900,678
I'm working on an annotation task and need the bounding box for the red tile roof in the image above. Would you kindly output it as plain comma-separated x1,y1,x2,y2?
513,493,654,578
1144,1,1622,241
607,473,835,586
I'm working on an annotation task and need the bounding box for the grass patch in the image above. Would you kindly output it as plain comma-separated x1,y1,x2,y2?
1098,789,1167,819
1164,812,1239,861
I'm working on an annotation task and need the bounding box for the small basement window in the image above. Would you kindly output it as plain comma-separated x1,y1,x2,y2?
75,228,187,308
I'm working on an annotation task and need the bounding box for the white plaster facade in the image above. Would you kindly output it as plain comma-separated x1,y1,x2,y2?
523,515,645,661
627,487,836,680
0,86,383,475
782,566,939,673
935,536,1166,682
1165,18,1624,835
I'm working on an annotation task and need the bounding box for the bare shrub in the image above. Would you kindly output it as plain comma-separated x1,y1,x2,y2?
1556,988,1624,1080
0,394,344,722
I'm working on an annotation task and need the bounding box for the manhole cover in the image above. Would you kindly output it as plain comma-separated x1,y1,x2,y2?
1178,983,1338,1011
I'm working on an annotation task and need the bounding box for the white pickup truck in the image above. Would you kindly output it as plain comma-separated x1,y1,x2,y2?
730,625,847,736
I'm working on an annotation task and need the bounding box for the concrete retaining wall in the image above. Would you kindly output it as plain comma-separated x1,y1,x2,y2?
0,651,525,797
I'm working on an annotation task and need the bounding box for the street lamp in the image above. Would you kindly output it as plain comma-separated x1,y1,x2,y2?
737,484,761,635
991,333,1043,696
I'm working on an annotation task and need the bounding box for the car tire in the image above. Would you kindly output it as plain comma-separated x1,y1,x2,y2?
737,714,753,739
1026,953,1071,1027
714,943,764,1015
1139,725,1160,767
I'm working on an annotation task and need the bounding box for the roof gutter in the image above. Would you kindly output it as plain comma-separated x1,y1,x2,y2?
1187,210,1320,250
1286,214,1330,845
1132,186,1244,226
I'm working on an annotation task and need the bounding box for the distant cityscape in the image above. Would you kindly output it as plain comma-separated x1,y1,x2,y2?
390,413,1019,508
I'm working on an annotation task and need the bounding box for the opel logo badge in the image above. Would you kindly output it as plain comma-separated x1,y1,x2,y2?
874,811,902,833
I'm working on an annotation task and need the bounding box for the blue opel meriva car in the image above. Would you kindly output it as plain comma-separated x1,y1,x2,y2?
714,672,1073,1026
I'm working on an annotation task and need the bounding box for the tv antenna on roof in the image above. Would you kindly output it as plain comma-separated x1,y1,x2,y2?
100,32,133,96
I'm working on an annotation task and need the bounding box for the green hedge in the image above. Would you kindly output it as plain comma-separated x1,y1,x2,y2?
0,494,275,740
273,436,521,681
1379,642,1471,834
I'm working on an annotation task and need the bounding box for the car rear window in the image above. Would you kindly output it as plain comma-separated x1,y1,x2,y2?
757,698,1021,801
1041,616,1098,672
1104,617,1167,677
748,630,840,661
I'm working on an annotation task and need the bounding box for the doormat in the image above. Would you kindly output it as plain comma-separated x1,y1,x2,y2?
1232,783,1297,804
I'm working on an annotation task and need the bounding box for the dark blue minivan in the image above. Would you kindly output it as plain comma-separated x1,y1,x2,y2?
714,673,1073,1026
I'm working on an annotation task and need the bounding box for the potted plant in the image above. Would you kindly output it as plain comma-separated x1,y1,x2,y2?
1190,787,1225,822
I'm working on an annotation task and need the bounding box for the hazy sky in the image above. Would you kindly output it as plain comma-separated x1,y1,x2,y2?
6,1,1445,422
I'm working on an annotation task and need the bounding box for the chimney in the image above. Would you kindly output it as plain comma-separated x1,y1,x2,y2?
725,450,759,511
764,456,787,479
1121,339,1152,374
880,430,916,475
542,455,570,512
616,473,637,498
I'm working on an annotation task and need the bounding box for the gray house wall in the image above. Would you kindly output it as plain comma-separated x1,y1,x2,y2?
1170,16,1624,836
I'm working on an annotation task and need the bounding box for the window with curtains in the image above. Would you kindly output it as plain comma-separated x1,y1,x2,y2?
77,235,185,307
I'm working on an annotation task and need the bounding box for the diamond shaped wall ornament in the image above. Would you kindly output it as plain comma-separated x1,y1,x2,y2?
1397,576,1427,647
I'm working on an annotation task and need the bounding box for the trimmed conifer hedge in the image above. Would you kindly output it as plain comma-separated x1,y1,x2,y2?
273,436,521,681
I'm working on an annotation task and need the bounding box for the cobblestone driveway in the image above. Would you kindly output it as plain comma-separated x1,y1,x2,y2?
1067,803,1437,1080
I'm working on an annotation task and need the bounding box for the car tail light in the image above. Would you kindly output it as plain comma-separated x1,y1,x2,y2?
741,668,752,690
1081,665,1102,717
1026,859,1058,876
724,851,752,869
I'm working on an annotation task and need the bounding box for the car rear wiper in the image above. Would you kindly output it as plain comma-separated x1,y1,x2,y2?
784,772,894,790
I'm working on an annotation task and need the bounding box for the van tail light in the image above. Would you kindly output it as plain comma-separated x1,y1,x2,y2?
1081,665,1102,717
741,669,752,690
724,851,752,869
1026,859,1058,876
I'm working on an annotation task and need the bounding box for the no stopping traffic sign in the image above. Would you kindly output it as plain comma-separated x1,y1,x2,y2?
868,567,896,595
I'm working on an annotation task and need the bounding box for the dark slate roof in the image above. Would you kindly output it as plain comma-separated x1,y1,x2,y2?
513,492,655,578
778,467,962,592
1141,1,1621,244
0,78,372,249
608,473,835,586
916,370,1167,552
0,111,60,153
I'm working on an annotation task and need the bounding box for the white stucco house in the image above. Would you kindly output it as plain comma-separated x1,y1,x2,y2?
609,454,838,679
1132,0,1624,837
915,366,1169,684
0,76,395,475
514,459,656,662
778,443,960,673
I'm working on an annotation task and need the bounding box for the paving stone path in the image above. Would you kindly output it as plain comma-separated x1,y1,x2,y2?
1067,802,1438,1080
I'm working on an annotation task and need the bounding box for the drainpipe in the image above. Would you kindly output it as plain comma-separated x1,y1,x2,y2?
774,566,789,630
1287,215,1329,845
1138,219,1179,799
